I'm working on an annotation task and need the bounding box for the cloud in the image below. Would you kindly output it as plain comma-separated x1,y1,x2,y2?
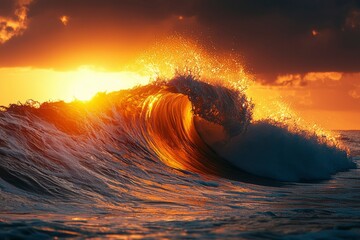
348,81,360,99
0,0,32,44
192,0,360,73
275,74,305,86
59,15,69,26
266,72,360,112
258,72,359,112
273,72,343,86
346,9,360,29
349,89,360,99
0,0,360,74
304,72,343,82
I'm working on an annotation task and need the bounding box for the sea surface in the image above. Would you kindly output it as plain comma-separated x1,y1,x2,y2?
0,76,359,239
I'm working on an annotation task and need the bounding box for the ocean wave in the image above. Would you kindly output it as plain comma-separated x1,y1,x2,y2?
0,75,355,201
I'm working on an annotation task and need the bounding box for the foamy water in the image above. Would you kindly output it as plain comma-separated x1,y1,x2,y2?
0,76,359,239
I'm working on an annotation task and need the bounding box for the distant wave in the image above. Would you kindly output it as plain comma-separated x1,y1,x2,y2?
0,75,356,200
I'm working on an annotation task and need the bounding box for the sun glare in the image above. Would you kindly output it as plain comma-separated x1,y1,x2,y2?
65,66,149,101
0,66,149,106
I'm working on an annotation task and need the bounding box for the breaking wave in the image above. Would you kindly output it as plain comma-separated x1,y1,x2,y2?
0,75,355,201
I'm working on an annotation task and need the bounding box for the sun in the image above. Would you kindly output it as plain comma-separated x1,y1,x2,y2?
65,66,149,102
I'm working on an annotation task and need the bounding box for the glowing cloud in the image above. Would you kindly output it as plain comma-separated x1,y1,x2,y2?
275,72,343,86
0,0,32,44
275,74,303,86
60,15,69,26
348,89,360,99
304,72,343,82
348,83,360,99
311,29,319,36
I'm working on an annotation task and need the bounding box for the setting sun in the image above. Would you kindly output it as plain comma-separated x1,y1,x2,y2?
0,66,149,105
64,66,149,101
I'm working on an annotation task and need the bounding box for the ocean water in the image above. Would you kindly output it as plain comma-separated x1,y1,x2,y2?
0,76,359,239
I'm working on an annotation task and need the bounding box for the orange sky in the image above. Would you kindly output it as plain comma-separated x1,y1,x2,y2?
0,66,149,103
247,79,360,130
0,0,359,130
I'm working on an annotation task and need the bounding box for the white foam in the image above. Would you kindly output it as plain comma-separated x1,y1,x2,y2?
198,120,355,181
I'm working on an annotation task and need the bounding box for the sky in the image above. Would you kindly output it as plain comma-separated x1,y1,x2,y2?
0,0,359,129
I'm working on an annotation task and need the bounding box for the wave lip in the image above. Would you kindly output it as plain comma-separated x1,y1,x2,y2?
167,75,253,137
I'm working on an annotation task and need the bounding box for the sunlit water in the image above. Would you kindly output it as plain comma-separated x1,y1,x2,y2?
0,77,359,239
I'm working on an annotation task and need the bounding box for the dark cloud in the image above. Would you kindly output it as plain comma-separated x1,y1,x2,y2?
279,73,360,111
26,0,199,25
194,0,360,74
1,0,360,76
